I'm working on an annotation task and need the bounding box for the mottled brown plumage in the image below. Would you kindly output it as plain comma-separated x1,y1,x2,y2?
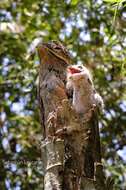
37,41,71,138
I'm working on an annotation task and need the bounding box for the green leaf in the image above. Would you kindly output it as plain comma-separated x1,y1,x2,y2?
103,0,124,3
71,0,79,5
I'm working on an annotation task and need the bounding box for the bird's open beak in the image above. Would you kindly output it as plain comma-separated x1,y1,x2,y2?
68,67,81,74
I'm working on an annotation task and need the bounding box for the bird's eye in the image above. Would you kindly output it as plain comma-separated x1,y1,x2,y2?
78,66,82,69
54,46,61,50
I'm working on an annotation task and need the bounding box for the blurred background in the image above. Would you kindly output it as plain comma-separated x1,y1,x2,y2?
0,0,126,189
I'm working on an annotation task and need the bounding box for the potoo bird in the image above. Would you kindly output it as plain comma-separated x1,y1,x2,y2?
37,41,71,138
66,64,104,114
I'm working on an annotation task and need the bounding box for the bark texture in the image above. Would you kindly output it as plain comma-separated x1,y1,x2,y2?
38,42,114,190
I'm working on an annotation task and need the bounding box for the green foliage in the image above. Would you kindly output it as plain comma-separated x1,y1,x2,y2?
0,0,126,189
103,0,126,28
104,0,124,3
104,0,125,4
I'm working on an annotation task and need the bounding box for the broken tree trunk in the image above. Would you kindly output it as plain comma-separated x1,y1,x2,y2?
37,41,114,190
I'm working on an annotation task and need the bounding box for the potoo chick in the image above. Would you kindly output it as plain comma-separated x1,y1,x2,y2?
66,65,104,114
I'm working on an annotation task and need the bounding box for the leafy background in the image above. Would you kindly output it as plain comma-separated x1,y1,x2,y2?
0,0,126,189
